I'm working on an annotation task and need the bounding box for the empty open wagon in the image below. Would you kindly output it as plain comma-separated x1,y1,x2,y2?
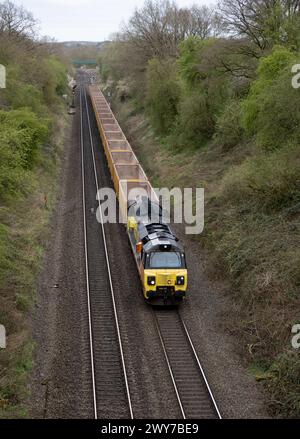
98,110,113,118
101,117,116,124
106,144,133,175
114,164,147,181
105,131,125,141
110,151,138,165
108,140,131,151
103,124,120,131
112,164,147,192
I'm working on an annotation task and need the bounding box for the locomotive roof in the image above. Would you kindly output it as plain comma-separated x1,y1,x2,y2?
127,196,184,253
138,222,183,253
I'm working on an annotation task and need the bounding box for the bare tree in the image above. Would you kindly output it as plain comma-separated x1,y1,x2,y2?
122,0,176,58
0,0,37,40
122,0,221,60
189,5,223,39
218,0,300,50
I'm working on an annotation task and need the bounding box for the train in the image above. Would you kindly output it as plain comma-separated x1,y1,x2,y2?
89,85,188,305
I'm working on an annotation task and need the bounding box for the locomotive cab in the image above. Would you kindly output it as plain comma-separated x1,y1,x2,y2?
143,245,187,305
127,197,187,305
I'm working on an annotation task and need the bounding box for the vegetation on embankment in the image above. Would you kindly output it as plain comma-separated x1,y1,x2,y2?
99,0,300,417
0,1,70,417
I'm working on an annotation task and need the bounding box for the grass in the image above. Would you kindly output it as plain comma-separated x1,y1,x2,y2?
111,96,300,418
0,113,69,418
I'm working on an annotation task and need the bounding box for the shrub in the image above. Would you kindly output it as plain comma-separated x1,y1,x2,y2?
220,142,300,213
0,109,49,169
5,79,45,115
214,99,244,150
170,36,232,151
268,351,300,417
145,58,181,136
178,37,215,89
242,47,300,150
0,131,28,201
169,91,215,150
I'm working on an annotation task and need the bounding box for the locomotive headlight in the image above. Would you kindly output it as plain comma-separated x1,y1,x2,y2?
147,276,156,286
176,276,185,286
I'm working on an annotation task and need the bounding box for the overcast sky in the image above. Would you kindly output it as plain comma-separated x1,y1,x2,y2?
14,0,216,42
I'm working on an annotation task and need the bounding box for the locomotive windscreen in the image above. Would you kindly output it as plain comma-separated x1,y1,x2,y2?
146,252,185,269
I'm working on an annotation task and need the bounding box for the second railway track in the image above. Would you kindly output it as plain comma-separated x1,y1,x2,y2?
154,310,221,419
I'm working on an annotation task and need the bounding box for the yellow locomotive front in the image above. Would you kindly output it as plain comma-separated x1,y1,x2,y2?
143,248,187,305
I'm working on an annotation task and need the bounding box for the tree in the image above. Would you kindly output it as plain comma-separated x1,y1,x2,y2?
145,57,180,134
0,0,37,40
242,46,299,150
218,0,300,50
189,5,223,39
122,0,221,60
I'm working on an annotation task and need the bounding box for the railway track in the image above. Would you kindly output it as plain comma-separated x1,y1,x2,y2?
79,77,133,419
154,310,222,419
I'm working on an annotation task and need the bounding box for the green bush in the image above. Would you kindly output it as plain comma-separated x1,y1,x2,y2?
0,50,65,205
178,37,215,89
0,131,28,201
0,109,49,169
0,108,49,203
214,99,244,150
42,57,68,105
145,58,181,136
242,47,300,150
220,142,300,213
168,36,232,151
5,80,45,115
169,91,215,150
268,351,300,417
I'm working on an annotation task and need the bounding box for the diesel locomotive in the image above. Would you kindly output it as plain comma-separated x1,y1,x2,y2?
127,197,187,305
